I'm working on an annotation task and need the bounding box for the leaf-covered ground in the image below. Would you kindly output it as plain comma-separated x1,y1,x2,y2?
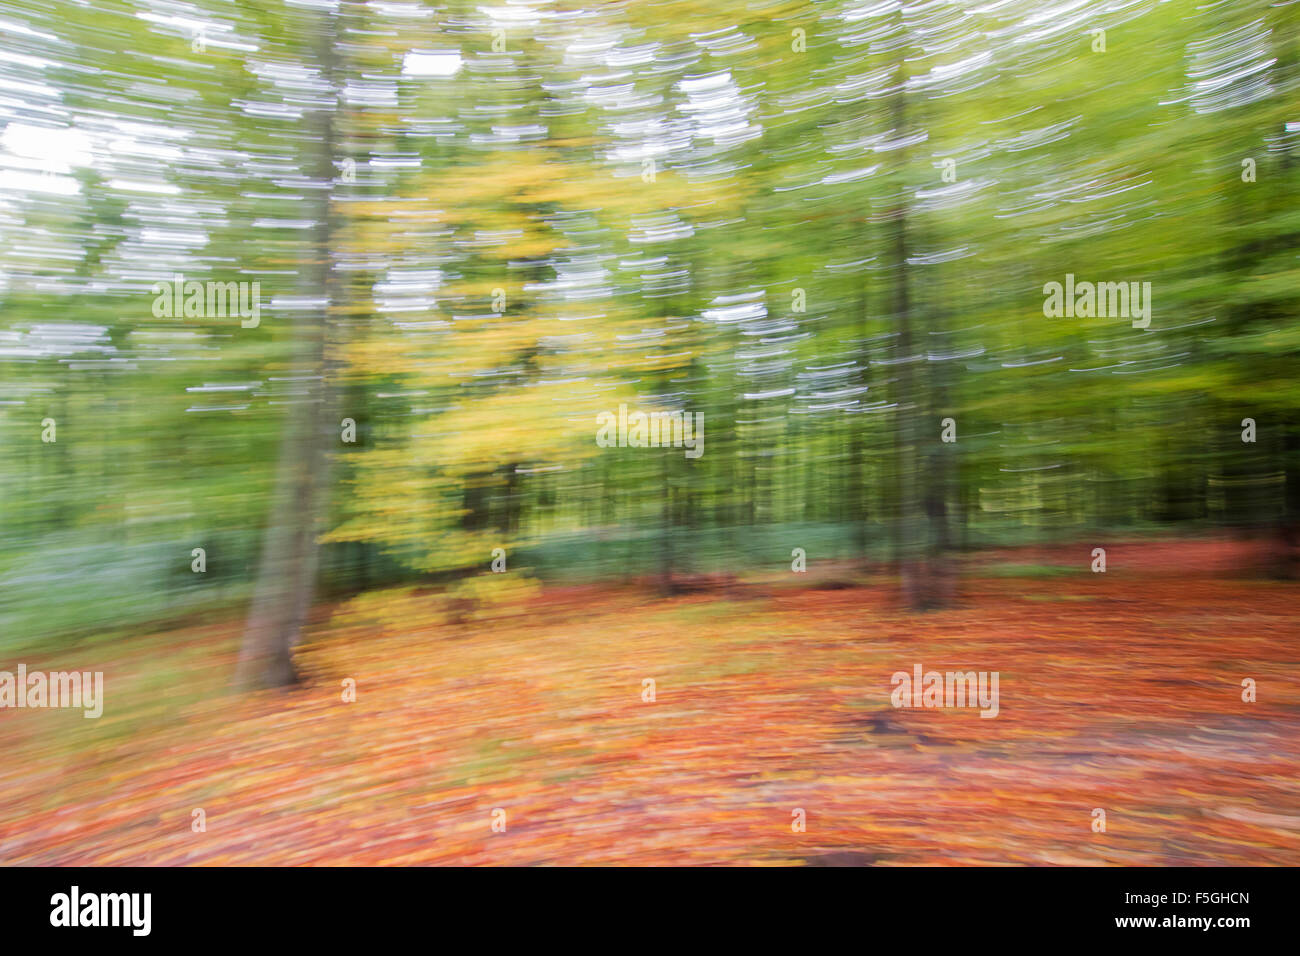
2,538,1298,865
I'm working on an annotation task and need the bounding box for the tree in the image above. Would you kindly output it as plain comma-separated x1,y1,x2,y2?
236,10,343,688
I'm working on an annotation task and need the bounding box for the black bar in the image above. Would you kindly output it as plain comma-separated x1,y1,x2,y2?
0,865,1283,943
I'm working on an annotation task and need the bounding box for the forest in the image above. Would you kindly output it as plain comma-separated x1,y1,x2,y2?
0,0,1298,866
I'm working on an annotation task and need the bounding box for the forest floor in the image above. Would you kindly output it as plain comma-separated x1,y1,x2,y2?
2,536,1298,865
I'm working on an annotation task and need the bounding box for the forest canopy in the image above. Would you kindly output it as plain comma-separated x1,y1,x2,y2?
0,0,1296,680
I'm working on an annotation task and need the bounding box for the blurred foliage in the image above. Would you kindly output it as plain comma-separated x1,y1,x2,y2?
0,0,1297,647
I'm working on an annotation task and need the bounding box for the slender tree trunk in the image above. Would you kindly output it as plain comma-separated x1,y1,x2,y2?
851,249,871,564
658,443,674,593
887,75,924,609
885,53,951,611
236,19,341,689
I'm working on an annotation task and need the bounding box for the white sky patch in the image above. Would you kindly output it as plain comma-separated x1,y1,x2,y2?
0,17,62,42
402,50,462,77
482,4,548,28
368,1,432,17
680,71,732,95
677,71,760,149
0,75,62,100
135,10,258,51
107,178,181,195
0,169,78,195
107,136,183,162
1,123,93,172
140,228,207,247
374,265,442,313
0,48,59,70
0,124,91,195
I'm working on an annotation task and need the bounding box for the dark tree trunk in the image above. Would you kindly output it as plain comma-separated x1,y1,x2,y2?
236,20,341,690
886,53,950,611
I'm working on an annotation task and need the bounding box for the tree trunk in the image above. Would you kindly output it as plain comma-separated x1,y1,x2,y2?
886,55,950,611
888,73,922,609
236,19,341,690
